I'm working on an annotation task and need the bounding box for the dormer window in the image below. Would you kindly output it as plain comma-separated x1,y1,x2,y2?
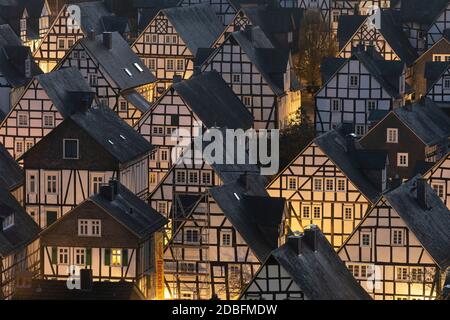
2,214,14,230
63,139,79,159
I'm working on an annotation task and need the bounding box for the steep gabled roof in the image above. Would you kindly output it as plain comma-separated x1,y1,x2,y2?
268,227,372,300
81,32,156,91
0,142,22,191
172,71,253,130
133,0,179,32
0,24,22,46
0,184,40,257
393,98,450,146
162,4,224,55
424,61,450,92
0,45,42,87
70,105,154,164
337,14,367,49
384,176,450,269
320,57,347,83
36,67,95,118
399,0,448,26
210,173,285,262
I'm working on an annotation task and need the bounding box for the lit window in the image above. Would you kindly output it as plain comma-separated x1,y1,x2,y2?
387,128,398,143
288,177,297,190
221,231,232,246
344,206,353,220
392,229,404,246
410,267,423,282
63,139,79,159
397,153,408,167
313,178,323,191
111,249,122,267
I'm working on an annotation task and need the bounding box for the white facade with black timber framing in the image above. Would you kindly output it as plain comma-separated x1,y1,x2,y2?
427,2,450,48
425,152,450,209
338,177,450,300
424,61,450,112
267,127,385,249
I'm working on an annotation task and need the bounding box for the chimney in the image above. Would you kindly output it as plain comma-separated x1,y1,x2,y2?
238,172,251,192
286,235,303,255
103,32,113,50
404,101,413,112
88,29,96,41
345,134,356,153
173,75,182,84
80,269,93,291
244,25,252,42
99,185,114,201
303,225,319,252
416,179,428,209
109,179,119,196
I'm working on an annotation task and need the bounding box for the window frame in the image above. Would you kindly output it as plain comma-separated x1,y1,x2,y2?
386,128,399,143
397,153,409,167
63,139,79,160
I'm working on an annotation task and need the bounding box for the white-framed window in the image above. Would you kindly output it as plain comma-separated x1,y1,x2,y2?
160,150,168,162
302,204,311,219
75,248,86,265
63,139,79,159
147,58,156,71
325,178,334,191
243,96,252,107
396,266,409,281
349,74,359,88
431,182,445,200
176,170,186,184
118,99,128,111
344,206,353,220
17,112,29,127
188,171,199,184
176,59,185,71
78,219,101,237
58,248,69,265
337,178,346,192
91,175,104,194
220,231,233,246
313,205,321,219
201,171,212,185
348,263,374,280
185,228,200,244
331,99,341,112
166,59,175,71
43,114,54,128
232,74,241,83
111,249,122,267
150,173,157,186
361,232,371,247
355,125,365,136
444,77,450,90
157,201,168,215
28,174,36,193
288,177,297,190
88,73,97,86
15,141,24,155
2,214,14,230
152,126,164,136
166,126,177,135
313,178,323,191
410,267,424,283
367,100,377,111
387,128,398,143
46,174,58,194
392,229,405,246
397,153,408,167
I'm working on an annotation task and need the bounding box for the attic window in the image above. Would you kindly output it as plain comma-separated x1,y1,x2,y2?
124,68,132,77
2,214,14,230
134,63,144,72
233,193,240,201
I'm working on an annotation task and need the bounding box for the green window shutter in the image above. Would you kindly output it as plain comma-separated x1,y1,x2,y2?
104,249,111,266
51,247,57,264
86,248,92,266
122,249,128,267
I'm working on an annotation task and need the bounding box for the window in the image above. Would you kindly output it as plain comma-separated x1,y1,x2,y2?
147,58,156,71
150,173,157,185
15,141,23,155
160,150,168,162
367,100,377,111
63,139,79,159
313,178,323,191
17,112,29,127
166,127,176,135
176,170,186,184
349,74,359,88
229,265,240,279
431,182,445,200
185,228,200,244
73,51,80,59
188,171,198,184
58,38,65,49
157,202,167,215
325,178,334,191
232,74,241,83
111,249,122,267
29,175,36,193
397,153,408,167
361,232,371,247
201,171,211,185
176,59,185,71
355,125,365,136
2,214,14,230
152,126,164,135
43,114,54,128
243,96,252,107
396,267,409,281
410,267,423,282
46,175,57,194
337,179,346,192
118,99,128,111
288,177,297,190
348,264,374,280
166,59,175,71
302,204,311,219
387,128,398,143
78,219,101,237
25,140,33,152
344,206,353,220
75,248,86,265
313,205,321,219
88,73,97,86
58,248,69,265
91,175,103,194
221,231,232,246
180,262,196,273
331,99,341,112
392,229,404,246
444,77,450,90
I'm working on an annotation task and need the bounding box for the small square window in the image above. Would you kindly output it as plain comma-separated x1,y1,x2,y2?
349,74,359,88
313,178,323,191
361,232,371,247
337,179,346,192
232,74,241,83
17,112,29,127
387,128,398,143
397,153,408,167
288,177,297,190
392,229,405,246
43,114,54,128
344,206,353,220
63,139,79,159
221,231,232,246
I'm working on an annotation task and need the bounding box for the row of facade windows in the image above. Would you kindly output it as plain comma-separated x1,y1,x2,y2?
287,177,347,192
51,247,129,267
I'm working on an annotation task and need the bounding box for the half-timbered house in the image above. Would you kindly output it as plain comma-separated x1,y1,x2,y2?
315,49,406,136
240,225,371,300
20,105,153,228
338,176,450,300
134,0,180,34
426,0,450,49
33,1,130,73
0,24,43,116
0,67,94,160
425,152,450,210
132,4,224,96
0,142,24,204
135,70,253,191
58,31,157,125
0,185,40,300
39,180,167,299
18,0,52,52
164,172,286,300
359,98,450,181
202,26,298,129
267,125,387,249
424,60,450,115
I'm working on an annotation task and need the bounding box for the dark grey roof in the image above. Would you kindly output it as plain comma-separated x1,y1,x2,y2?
70,105,154,164
210,173,285,262
314,128,382,203
393,98,450,146
0,184,40,257
0,45,42,87
399,0,448,25
81,32,156,91
162,4,224,55
229,0,279,9
269,226,372,300
320,57,347,83
123,90,152,113
337,14,367,49
425,61,450,91
90,182,167,239
36,67,95,118
368,109,390,122
384,176,450,269
230,26,288,96
0,24,22,46
13,280,144,300
172,71,254,130
134,0,179,32
0,142,22,191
